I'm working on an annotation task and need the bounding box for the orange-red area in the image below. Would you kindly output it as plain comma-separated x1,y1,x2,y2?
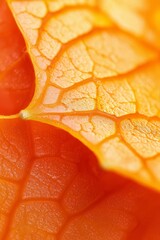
0,119,160,240
0,0,35,115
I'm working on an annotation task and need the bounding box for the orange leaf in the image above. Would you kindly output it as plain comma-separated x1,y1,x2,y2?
7,0,160,190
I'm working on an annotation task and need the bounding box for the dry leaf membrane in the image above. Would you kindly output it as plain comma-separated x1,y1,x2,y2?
6,0,160,190
1,1,160,240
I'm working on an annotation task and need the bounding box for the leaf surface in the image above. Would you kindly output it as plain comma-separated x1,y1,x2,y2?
1,1,160,239
7,0,160,190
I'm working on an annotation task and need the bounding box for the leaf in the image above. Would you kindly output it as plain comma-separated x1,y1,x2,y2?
0,0,35,115
7,0,160,190
0,118,160,239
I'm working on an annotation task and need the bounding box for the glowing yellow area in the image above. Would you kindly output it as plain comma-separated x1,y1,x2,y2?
7,0,160,191
99,0,160,48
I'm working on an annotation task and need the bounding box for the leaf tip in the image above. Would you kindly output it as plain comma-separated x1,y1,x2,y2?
19,110,31,120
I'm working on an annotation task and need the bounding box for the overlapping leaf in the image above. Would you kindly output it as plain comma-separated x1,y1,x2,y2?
0,0,34,115
0,119,160,239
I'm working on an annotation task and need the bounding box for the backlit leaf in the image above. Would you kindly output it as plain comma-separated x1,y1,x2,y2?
7,0,160,190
